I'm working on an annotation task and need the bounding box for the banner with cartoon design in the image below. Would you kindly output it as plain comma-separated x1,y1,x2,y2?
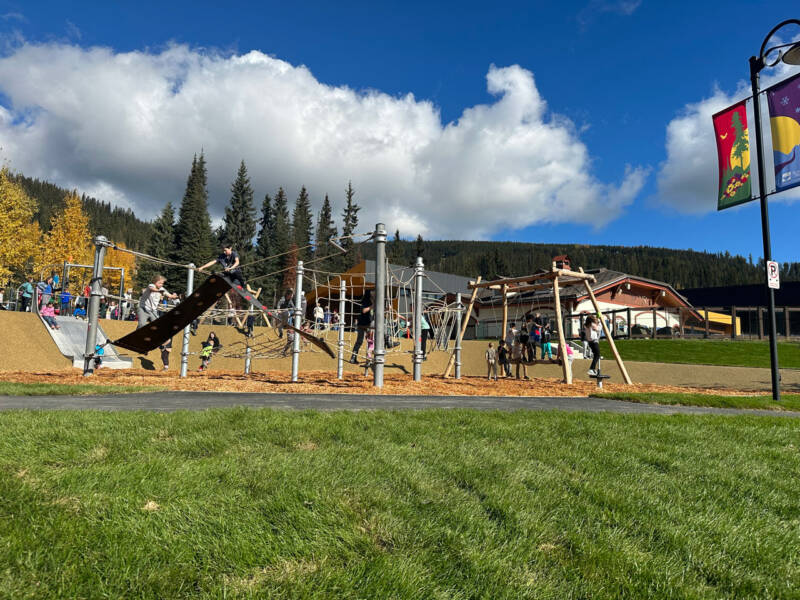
767,71,800,193
713,100,752,210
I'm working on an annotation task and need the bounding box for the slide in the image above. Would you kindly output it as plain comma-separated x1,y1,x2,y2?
42,315,133,369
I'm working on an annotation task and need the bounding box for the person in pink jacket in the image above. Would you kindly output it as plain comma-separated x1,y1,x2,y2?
40,300,60,330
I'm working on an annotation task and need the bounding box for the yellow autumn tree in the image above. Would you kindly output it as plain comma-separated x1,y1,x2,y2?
104,242,138,297
38,191,93,289
0,168,42,286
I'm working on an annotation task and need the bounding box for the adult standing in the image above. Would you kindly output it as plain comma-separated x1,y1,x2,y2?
137,275,178,328
19,278,33,312
122,288,133,321
350,289,373,363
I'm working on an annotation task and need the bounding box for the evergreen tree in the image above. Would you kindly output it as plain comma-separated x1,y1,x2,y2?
292,186,314,262
271,188,292,300
340,181,360,270
255,193,275,300
222,160,257,278
313,194,337,271
415,234,424,259
388,229,403,264
174,153,215,269
136,202,176,288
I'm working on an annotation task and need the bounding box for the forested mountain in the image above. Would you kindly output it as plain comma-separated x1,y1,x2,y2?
370,240,800,290
9,171,799,290
11,173,153,250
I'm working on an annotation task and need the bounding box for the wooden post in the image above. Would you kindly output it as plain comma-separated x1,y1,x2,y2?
704,308,710,338
443,276,481,378
731,306,737,339
652,307,657,338
580,268,632,385
785,307,790,338
627,307,632,339
552,276,572,384
758,307,764,340
501,283,509,341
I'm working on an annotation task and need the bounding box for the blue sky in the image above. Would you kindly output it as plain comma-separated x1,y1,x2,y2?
1,0,798,264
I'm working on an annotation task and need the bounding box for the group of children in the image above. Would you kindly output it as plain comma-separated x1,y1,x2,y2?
484,314,575,381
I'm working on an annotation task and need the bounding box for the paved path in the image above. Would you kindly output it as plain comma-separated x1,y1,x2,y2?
0,392,798,417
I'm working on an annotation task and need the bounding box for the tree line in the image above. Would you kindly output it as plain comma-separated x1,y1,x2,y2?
137,153,362,304
379,239,800,290
7,164,799,295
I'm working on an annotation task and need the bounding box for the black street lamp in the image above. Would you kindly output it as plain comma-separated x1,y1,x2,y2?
749,19,800,402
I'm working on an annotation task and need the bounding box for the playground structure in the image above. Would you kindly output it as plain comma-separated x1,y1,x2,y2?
49,225,631,389
453,263,632,385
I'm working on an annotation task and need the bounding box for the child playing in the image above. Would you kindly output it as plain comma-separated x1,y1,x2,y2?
159,338,172,371
512,338,529,380
485,342,498,380
40,301,60,330
362,329,375,376
94,344,104,369
198,341,213,371
541,324,553,359
497,340,510,377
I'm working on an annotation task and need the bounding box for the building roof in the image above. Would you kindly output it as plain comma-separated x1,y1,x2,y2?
476,268,694,309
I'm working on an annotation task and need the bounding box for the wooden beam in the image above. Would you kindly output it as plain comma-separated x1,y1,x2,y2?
443,276,481,378
552,276,572,384
470,270,595,290
579,267,632,385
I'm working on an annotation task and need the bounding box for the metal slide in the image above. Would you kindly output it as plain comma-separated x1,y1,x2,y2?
41,315,133,369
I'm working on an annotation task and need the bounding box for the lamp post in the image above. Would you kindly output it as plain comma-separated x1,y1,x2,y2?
749,19,800,402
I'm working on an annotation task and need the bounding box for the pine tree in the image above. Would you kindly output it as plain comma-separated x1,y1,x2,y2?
271,188,292,299
136,202,176,288
222,160,257,278
313,194,337,271
415,234,424,259
340,181,360,270
255,193,275,300
292,186,314,262
174,153,215,269
388,229,403,264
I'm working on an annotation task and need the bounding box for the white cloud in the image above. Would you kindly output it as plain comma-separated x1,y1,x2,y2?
0,42,647,239
657,57,800,213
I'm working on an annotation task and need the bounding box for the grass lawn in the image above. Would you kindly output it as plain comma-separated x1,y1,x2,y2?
599,338,800,369
1,409,799,598
0,382,165,396
592,391,800,411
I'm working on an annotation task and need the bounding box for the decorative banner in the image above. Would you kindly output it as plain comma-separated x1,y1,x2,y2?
713,100,752,210
767,71,800,193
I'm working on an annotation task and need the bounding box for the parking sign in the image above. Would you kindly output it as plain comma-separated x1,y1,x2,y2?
767,260,780,289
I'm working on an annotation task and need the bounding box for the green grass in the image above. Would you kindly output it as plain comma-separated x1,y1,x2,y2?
592,391,800,411
599,338,800,369
1,409,800,598
0,382,165,396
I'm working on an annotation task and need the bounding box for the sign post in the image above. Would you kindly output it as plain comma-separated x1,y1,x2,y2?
767,261,780,290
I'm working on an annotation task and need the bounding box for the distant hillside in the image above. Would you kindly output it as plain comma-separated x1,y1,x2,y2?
372,240,800,290
12,173,153,251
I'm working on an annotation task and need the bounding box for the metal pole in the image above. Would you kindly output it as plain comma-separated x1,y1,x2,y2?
118,268,125,320
245,342,252,375
413,256,424,381
337,279,345,380
373,223,387,388
291,260,303,382
83,236,108,376
180,264,195,378
750,56,781,401
454,292,463,379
